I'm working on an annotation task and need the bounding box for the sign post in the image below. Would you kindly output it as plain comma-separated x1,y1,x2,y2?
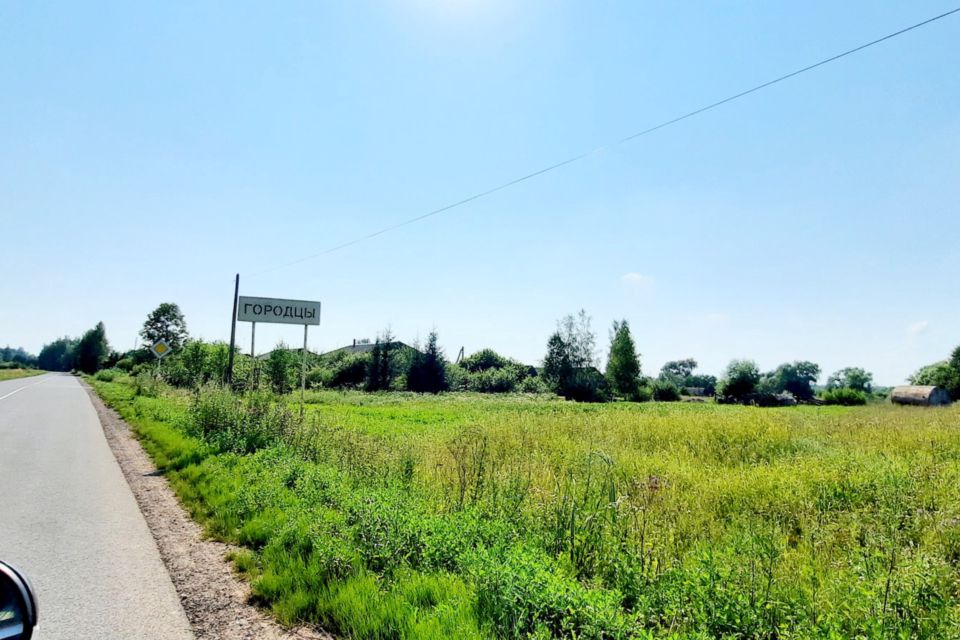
237,296,321,416
301,324,308,417
150,340,173,378
250,321,257,388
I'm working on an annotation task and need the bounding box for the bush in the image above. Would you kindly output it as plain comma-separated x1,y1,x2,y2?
94,368,123,382
651,379,681,402
187,387,297,454
329,354,370,389
466,366,526,393
445,364,470,391
518,375,550,394
133,371,165,398
115,357,135,372
459,348,512,373
634,382,653,402
821,388,867,406
560,370,608,403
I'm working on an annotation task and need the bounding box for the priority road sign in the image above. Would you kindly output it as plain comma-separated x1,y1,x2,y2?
150,340,172,359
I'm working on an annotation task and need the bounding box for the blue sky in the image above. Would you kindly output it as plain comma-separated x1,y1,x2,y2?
2,1,958,385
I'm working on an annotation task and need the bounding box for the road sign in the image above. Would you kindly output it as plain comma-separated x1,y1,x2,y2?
150,340,172,359
237,296,321,326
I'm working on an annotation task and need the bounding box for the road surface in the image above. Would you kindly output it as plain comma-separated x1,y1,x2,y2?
0,373,193,639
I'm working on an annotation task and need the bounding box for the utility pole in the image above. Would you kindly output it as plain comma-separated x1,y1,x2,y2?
226,274,239,384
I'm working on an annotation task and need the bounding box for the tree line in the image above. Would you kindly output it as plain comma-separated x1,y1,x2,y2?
39,300,956,408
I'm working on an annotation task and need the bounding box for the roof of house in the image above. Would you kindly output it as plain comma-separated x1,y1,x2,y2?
254,347,320,361
320,340,418,358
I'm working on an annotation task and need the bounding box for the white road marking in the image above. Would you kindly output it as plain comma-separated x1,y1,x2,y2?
0,377,48,402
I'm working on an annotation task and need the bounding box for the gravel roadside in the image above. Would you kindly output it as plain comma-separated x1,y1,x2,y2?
82,381,332,640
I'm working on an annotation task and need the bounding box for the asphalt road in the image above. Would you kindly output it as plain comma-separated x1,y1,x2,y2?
0,373,193,639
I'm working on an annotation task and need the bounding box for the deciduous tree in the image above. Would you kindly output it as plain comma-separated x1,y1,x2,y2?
140,302,189,351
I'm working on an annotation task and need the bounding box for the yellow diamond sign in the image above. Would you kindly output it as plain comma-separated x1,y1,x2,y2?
151,340,172,359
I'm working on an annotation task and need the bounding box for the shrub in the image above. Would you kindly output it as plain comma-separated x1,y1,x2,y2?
821,388,867,406
652,379,681,402
634,382,653,402
133,371,165,398
459,348,512,373
329,354,370,389
94,368,123,382
187,387,297,454
467,366,526,393
518,375,550,394
115,357,135,372
561,369,608,403
266,346,297,394
445,364,470,391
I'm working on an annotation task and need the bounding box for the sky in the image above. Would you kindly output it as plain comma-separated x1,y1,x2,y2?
2,1,958,386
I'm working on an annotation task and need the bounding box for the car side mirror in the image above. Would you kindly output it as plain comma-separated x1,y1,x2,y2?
0,561,37,640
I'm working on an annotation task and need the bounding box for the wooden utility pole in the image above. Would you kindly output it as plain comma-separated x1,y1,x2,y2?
226,273,239,384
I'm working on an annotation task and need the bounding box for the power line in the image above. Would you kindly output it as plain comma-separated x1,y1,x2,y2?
247,6,960,278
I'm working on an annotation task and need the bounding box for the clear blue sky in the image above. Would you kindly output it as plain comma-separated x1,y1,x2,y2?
2,1,958,386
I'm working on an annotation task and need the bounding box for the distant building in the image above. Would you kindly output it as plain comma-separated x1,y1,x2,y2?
255,347,320,361
321,339,419,359
891,385,952,406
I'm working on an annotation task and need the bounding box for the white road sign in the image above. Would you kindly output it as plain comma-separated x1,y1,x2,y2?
237,296,321,326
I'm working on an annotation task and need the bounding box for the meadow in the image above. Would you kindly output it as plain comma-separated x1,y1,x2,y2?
91,376,960,639
0,368,44,381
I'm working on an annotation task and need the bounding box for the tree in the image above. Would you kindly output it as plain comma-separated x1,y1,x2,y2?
407,331,448,393
605,320,642,399
542,332,573,393
826,367,874,393
542,313,607,402
459,348,512,373
38,337,78,371
140,303,189,351
770,361,820,400
950,345,960,374
911,361,960,401
716,360,760,401
76,322,110,374
660,359,697,384
684,373,717,395
558,310,597,369
265,343,296,394
0,346,37,367
365,328,398,392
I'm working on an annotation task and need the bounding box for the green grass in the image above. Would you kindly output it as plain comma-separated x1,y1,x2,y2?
91,378,960,639
0,368,44,381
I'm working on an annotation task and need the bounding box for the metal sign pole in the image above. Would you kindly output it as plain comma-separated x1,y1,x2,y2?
251,322,257,389
300,324,308,418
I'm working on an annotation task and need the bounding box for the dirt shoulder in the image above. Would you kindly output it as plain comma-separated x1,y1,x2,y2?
82,380,331,640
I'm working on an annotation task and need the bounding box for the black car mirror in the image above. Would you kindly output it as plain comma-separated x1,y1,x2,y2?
0,561,37,640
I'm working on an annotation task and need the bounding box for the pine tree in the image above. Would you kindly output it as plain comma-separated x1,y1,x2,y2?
605,320,641,399
407,331,448,393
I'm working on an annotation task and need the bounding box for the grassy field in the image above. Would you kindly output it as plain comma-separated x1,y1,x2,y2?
91,377,960,639
0,368,44,381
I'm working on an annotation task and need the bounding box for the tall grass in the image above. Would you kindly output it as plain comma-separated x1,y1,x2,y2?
91,380,960,639
0,368,44,381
